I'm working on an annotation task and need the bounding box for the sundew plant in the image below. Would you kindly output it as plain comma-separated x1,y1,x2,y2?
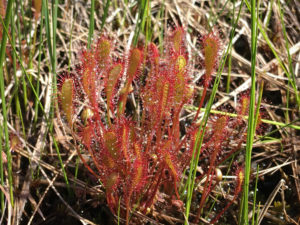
57,27,263,224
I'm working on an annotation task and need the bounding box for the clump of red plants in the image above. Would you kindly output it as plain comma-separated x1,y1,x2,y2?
57,28,263,224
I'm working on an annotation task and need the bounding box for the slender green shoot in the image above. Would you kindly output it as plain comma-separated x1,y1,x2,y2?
53,138,71,195
241,0,258,223
251,165,260,225
254,81,264,130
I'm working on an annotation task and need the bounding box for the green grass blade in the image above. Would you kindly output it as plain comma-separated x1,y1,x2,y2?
87,0,95,49
0,0,14,207
53,138,71,195
133,0,149,46
34,0,45,124
251,165,260,225
101,0,111,32
43,0,53,61
11,1,26,136
241,0,258,223
0,124,4,211
51,0,58,91
226,0,236,93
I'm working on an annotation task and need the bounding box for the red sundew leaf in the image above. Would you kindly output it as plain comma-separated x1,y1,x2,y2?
236,168,244,192
81,51,97,109
104,172,119,194
96,37,112,71
159,139,181,199
33,0,42,21
238,95,250,117
159,79,170,122
160,140,180,181
235,94,250,127
0,0,6,18
105,63,123,111
120,120,130,164
130,143,147,191
127,48,143,81
173,55,187,106
10,134,22,151
170,27,185,53
118,48,143,115
147,42,160,70
202,32,220,87
188,128,201,159
211,116,229,148
142,43,160,110
80,122,94,149
183,85,194,103
164,151,179,181
59,76,75,127
131,160,144,191
103,130,119,160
